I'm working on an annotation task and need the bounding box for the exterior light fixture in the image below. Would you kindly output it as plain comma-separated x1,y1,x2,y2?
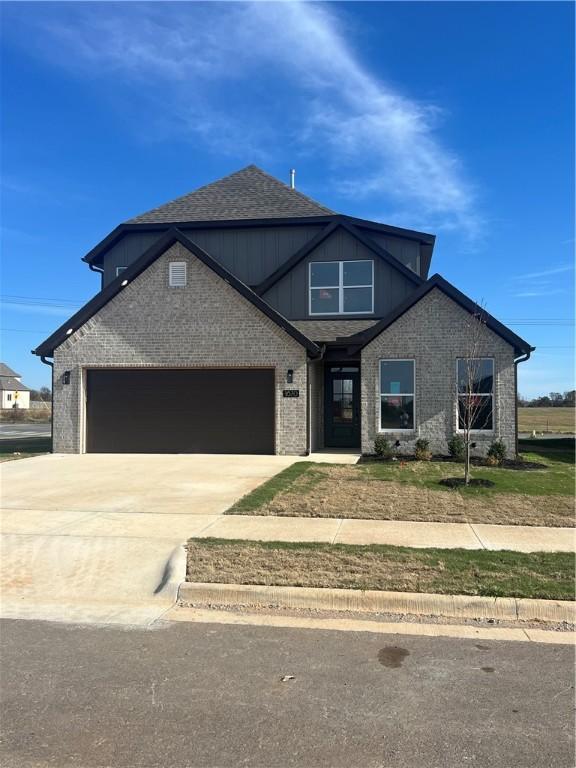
471,442,477,449
395,440,401,448
121,279,128,287
66,328,73,335
286,369,294,384
63,371,71,385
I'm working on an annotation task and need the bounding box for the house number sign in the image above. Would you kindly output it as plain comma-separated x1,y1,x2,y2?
283,389,300,398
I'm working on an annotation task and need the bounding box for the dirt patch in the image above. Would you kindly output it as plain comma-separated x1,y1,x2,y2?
240,465,574,528
378,647,409,668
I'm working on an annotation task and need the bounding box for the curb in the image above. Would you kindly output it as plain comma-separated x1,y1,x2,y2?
178,582,575,624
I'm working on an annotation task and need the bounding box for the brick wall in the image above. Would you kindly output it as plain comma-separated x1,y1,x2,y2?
360,288,517,456
53,242,308,455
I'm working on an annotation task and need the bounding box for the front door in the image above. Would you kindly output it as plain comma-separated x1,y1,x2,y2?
324,367,360,448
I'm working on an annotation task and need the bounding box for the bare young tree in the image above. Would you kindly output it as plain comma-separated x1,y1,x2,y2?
457,305,493,485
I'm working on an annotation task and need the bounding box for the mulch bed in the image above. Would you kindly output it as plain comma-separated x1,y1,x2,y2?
439,477,495,489
359,455,547,471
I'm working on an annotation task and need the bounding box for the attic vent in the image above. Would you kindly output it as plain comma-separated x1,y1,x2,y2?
169,261,187,287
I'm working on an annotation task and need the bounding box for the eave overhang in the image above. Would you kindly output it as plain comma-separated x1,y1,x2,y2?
33,229,321,359
350,274,534,358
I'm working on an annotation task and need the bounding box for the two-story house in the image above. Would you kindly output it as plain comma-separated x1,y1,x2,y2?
0,363,31,410
34,165,533,456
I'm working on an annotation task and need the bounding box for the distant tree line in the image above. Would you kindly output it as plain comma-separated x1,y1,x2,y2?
29,387,51,402
518,390,575,408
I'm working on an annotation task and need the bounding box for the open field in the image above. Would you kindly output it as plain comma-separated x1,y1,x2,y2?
519,407,574,433
226,439,575,527
187,538,575,600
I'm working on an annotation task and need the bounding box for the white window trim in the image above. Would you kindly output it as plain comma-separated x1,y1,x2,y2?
169,261,187,287
378,358,416,433
456,357,495,433
116,266,127,277
309,260,374,316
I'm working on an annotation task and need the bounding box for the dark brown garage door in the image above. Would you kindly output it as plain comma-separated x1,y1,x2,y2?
86,369,275,454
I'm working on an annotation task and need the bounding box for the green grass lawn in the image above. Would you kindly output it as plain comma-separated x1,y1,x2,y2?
0,437,52,461
187,538,575,601
228,461,321,513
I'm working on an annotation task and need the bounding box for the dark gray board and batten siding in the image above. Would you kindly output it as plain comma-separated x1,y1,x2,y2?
100,224,424,293
261,227,417,320
102,226,324,288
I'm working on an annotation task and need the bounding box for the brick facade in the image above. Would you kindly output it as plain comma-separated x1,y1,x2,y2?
360,288,517,456
52,243,308,455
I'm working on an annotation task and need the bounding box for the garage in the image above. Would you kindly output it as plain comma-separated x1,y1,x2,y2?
85,368,275,454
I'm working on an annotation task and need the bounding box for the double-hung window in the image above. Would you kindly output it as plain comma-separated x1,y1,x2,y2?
457,358,494,431
309,260,373,315
379,360,415,431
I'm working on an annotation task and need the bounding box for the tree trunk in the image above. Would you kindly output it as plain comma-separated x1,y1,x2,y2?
465,439,471,485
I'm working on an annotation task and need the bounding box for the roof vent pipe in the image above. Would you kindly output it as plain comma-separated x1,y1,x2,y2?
289,169,296,189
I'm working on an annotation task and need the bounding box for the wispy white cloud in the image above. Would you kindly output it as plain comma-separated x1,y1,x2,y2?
18,1,479,236
513,289,566,298
515,264,574,281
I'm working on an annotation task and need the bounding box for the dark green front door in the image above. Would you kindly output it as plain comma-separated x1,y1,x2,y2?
324,367,360,448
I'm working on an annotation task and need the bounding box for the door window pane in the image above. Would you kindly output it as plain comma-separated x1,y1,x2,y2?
343,261,372,286
310,262,339,287
343,287,372,313
310,288,339,314
333,378,354,423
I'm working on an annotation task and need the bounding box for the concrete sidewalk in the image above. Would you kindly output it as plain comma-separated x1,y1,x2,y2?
197,515,575,552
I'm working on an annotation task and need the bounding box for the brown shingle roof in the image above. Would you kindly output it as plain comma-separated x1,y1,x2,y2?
127,165,335,224
291,320,379,343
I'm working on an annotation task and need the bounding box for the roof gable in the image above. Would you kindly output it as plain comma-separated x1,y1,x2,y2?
127,165,335,224
254,220,423,296
0,376,30,392
33,229,321,358
0,363,20,378
351,274,533,357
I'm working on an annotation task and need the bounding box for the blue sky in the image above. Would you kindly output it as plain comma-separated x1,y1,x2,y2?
1,1,574,396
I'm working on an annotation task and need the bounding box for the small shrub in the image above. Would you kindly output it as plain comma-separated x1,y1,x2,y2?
447,434,465,461
374,435,394,459
414,438,432,461
487,440,507,466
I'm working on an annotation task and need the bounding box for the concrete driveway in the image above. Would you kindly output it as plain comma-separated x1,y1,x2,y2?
0,453,303,625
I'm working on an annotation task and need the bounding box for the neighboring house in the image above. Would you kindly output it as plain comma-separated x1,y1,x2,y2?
0,363,31,409
33,165,533,455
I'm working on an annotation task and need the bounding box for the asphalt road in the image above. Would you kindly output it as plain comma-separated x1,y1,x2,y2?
0,618,573,768
0,423,51,440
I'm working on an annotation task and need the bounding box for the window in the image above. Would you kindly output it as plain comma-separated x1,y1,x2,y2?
457,358,494,431
169,261,187,287
309,260,373,315
116,266,127,277
7,393,12,402
380,360,414,431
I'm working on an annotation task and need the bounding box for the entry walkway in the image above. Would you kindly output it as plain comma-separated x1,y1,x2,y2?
197,515,575,553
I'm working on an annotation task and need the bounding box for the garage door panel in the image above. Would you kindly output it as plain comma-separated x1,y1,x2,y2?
86,369,275,454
